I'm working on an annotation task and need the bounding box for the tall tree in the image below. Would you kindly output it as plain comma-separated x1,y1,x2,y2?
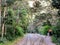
1,0,7,39
1,0,16,39
52,0,60,9
52,0,60,15
0,0,1,31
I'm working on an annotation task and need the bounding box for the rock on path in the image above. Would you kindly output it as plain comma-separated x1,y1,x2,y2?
15,33,56,45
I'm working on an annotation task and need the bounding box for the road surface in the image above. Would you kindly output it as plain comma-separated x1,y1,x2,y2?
15,33,56,45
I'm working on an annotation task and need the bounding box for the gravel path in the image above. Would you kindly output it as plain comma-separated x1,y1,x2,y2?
15,33,56,45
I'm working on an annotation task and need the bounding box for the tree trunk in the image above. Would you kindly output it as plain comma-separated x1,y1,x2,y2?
1,7,6,39
0,0,1,35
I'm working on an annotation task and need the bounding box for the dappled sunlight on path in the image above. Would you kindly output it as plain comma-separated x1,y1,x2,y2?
15,33,56,45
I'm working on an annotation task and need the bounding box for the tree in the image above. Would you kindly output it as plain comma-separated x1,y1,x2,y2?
0,0,1,36
1,0,16,40
52,0,60,37
42,20,51,26
52,0,60,15
52,0,60,9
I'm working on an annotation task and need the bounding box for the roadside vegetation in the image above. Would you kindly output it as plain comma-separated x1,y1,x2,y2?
0,0,60,45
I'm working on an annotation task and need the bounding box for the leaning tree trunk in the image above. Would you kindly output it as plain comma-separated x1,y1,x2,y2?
1,7,6,39
0,0,1,35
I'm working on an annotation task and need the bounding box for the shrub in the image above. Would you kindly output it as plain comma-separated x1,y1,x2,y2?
5,26,15,41
52,36,57,43
15,26,24,36
51,20,60,45
38,25,51,35
52,36,60,45
52,24,60,37
5,26,24,41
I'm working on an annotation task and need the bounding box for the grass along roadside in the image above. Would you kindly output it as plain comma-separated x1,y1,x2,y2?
0,36,24,45
51,36,60,45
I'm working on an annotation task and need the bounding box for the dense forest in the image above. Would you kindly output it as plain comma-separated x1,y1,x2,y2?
0,0,60,45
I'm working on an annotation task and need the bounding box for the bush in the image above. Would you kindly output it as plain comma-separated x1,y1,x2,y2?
52,36,57,43
52,36,60,45
15,26,24,36
51,20,60,45
52,24,60,37
38,25,51,35
5,26,15,41
5,26,24,41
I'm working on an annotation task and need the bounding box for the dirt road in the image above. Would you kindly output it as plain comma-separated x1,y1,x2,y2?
15,33,56,45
